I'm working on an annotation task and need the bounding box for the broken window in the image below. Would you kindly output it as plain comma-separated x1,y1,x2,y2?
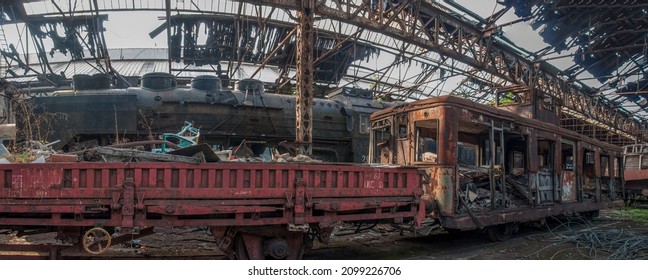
541,96,555,112
458,142,477,166
497,91,522,105
398,124,408,139
415,120,438,163
583,149,596,198
483,136,503,167
371,120,391,164
562,140,575,171
585,151,595,165
505,134,526,173
601,155,610,177
537,139,554,170
614,157,622,178
511,151,524,169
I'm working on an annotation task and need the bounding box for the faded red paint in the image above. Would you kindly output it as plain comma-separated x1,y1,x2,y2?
0,162,422,228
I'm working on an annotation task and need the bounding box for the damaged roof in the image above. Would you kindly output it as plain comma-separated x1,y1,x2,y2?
502,0,648,118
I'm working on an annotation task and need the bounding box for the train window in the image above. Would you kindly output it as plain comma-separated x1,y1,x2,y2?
583,149,596,196
482,142,504,167
458,142,477,165
505,134,526,172
601,155,610,177
585,151,595,164
562,140,575,171
497,91,521,105
398,124,407,139
614,157,622,177
537,140,554,170
541,96,555,112
415,120,439,163
512,151,524,169
371,123,391,164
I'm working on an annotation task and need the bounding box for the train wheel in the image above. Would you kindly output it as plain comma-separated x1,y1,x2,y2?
234,233,305,260
82,227,112,255
486,223,514,242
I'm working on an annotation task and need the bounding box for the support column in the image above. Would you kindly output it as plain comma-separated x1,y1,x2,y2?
296,0,315,156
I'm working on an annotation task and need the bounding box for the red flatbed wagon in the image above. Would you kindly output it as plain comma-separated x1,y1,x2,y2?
0,161,423,259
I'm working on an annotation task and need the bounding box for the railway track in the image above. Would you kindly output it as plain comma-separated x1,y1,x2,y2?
3,212,645,260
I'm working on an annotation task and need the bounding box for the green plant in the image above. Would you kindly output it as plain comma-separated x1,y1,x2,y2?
622,207,648,223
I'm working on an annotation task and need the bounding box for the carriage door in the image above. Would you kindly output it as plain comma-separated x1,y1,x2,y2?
560,139,577,202
537,138,555,203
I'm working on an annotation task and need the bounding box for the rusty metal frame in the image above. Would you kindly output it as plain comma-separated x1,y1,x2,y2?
246,0,643,143
295,0,315,155
370,95,625,230
3,0,644,144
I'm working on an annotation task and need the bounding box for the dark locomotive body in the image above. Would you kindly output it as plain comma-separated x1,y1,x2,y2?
22,73,396,162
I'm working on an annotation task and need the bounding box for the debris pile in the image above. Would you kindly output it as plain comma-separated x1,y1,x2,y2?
6,122,325,164
0,140,78,163
273,153,322,163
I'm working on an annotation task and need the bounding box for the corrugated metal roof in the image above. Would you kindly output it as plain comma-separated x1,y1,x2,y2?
112,61,145,76
4,48,292,85
109,49,167,61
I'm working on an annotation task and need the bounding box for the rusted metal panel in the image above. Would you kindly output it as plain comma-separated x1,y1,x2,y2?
3,167,65,198
537,170,554,202
439,107,457,165
527,128,539,172
623,169,648,196
441,199,625,230
430,166,455,216
561,171,577,202
0,162,422,228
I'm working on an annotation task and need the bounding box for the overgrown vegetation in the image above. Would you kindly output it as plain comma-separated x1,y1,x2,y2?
620,207,648,223
605,206,648,223
0,84,68,163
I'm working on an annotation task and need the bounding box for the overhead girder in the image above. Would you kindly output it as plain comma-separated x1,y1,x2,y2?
244,0,644,143
6,0,645,143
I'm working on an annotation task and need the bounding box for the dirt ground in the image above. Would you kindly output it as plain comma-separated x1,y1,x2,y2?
1,208,647,260
307,208,648,260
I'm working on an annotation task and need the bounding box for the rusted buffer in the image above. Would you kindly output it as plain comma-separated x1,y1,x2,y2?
369,96,624,240
0,162,422,259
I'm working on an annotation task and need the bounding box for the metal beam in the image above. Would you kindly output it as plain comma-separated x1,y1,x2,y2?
6,0,645,143
295,0,314,155
247,0,644,143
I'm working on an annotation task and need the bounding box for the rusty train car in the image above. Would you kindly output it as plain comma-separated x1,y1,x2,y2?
369,95,625,240
622,144,648,203
0,161,423,259
21,72,397,162
1,95,625,259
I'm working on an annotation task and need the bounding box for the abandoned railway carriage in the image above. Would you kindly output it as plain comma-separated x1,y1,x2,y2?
369,96,625,240
22,72,397,162
622,144,648,203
